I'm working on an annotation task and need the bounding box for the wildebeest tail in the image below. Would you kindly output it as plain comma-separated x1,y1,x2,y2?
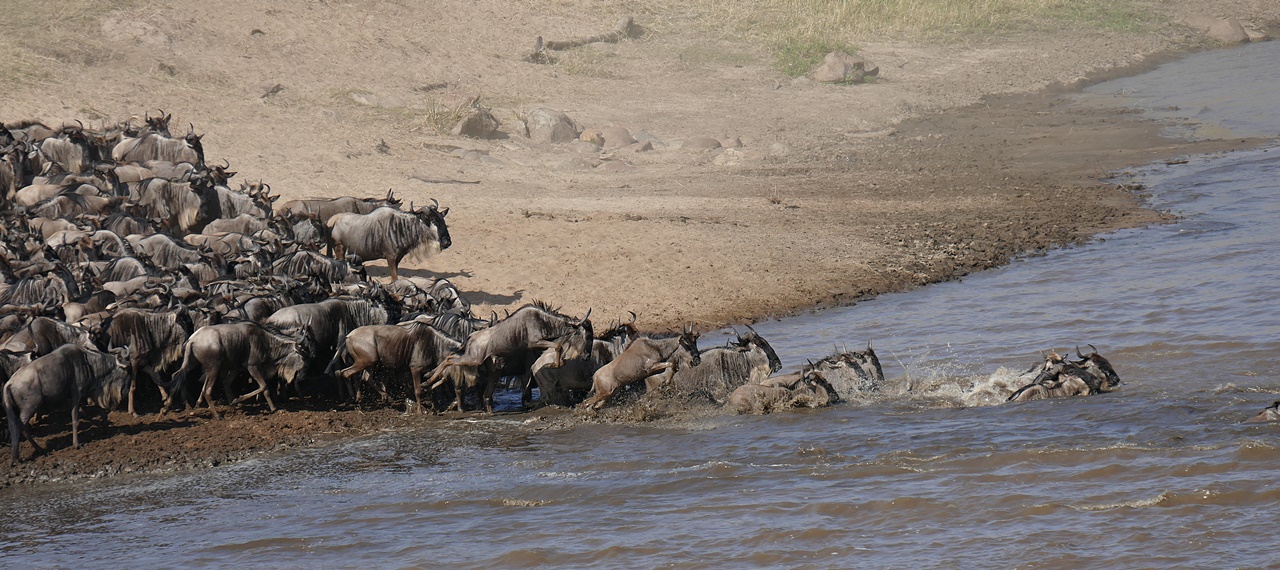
161,340,197,408
324,335,350,378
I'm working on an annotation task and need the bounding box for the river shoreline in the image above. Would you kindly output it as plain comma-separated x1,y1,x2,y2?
3,23,1277,488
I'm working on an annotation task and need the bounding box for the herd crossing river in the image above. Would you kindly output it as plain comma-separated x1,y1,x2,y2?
2,41,1279,568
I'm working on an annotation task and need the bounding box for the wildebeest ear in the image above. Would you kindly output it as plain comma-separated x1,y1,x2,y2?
440,207,449,217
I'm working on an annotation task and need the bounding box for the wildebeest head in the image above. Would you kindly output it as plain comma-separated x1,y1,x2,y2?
1075,345,1121,389
144,110,173,137
413,199,451,250
275,325,316,385
734,324,782,374
679,323,701,367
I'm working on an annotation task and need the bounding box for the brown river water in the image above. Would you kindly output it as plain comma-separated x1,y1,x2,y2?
3,42,1280,568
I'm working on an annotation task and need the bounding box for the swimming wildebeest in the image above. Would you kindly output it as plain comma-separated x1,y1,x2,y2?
326,200,451,281
1246,401,1280,423
645,325,782,403
4,345,129,462
579,324,701,410
1006,346,1122,403
804,341,885,399
425,302,593,413
726,369,840,415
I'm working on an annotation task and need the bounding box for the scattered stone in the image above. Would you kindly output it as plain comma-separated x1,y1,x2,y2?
376,139,391,155
769,142,792,156
1246,28,1271,42
478,155,506,166
451,107,501,138
1207,18,1250,44
616,140,653,154
261,83,285,98
525,108,579,143
579,128,604,146
720,136,743,149
600,127,637,149
682,136,722,150
809,51,879,84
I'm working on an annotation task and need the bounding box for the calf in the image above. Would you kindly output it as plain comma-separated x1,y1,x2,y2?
580,325,700,410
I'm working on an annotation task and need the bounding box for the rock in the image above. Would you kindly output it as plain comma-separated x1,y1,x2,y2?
682,136,722,150
568,140,603,154
1246,28,1271,42
451,108,501,138
525,108,579,143
713,148,746,166
579,128,604,146
616,140,653,154
510,119,530,138
1207,18,1250,44
600,127,637,149
769,142,792,156
809,51,879,84
720,136,743,149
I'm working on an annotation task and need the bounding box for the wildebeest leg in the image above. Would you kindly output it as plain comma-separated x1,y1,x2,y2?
410,365,427,413
128,360,141,416
387,258,398,282
201,363,223,419
235,366,278,412
70,400,81,449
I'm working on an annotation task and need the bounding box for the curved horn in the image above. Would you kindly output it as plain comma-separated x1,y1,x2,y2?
221,158,230,169
430,198,439,211
1088,344,1098,355
581,307,591,322
628,310,637,324
745,323,758,335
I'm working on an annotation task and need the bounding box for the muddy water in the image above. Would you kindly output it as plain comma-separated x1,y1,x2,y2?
4,43,1280,568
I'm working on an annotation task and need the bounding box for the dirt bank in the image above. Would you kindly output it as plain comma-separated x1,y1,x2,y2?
1,0,1277,487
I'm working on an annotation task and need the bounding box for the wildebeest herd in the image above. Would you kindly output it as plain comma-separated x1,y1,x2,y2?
0,113,1143,465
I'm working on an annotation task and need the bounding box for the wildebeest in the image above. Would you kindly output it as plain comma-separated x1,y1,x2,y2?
329,321,466,410
1006,346,1122,403
645,326,782,403
327,201,451,281
112,129,203,166
168,322,315,419
804,341,885,400
0,316,92,355
277,189,401,222
103,307,195,415
579,324,700,410
264,293,401,390
726,370,839,415
425,302,592,413
4,344,129,462
531,317,638,407
1247,401,1280,423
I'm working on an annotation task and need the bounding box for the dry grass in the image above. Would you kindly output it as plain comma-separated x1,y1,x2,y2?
671,0,1158,75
